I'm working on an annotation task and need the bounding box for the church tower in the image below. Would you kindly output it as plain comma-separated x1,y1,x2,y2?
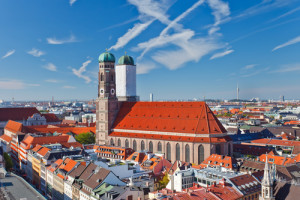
115,54,138,102
96,52,119,145
260,155,275,200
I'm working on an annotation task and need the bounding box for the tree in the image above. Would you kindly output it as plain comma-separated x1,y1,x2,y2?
158,172,170,189
4,152,13,171
75,132,95,144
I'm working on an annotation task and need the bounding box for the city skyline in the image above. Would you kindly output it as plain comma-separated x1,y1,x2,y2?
1,0,300,101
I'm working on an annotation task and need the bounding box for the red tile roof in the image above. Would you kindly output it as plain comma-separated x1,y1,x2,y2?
0,134,12,143
20,135,72,150
126,152,147,163
251,138,300,147
23,126,96,135
113,102,226,135
0,107,40,121
4,120,23,134
37,147,51,156
41,113,60,122
198,154,238,170
47,159,63,172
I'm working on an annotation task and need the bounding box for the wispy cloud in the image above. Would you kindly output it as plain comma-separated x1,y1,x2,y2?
99,17,138,32
268,6,300,23
69,0,77,6
27,48,45,57
272,63,300,73
47,34,77,45
72,60,92,83
63,85,76,89
210,49,234,60
136,62,157,74
43,63,57,71
45,79,60,83
242,67,269,77
109,0,172,50
109,20,154,50
243,64,257,70
2,49,15,59
207,0,230,26
0,79,39,90
272,35,300,51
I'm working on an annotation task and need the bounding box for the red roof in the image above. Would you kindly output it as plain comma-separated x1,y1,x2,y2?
0,107,40,121
251,138,300,147
4,120,23,133
23,126,95,135
198,154,238,170
113,102,226,135
20,135,72,150
0,134,12,143
41,113,60,122
37,147,51,156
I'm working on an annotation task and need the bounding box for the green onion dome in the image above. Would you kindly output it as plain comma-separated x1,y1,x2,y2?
118,55,135,65
98,52,115,63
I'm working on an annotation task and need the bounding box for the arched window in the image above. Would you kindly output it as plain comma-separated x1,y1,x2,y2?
111,75,114,82
141,140,145,151
100,73,103,81
216,144,221,155
110,138,114,146
157,142,162,152
167,143,171,161
133,140,137,151
198,145,204,164
185,144,190,163
228,143,231,156
176,143,180,161
125,139,129,148
118,139,121,147
149,141,153,152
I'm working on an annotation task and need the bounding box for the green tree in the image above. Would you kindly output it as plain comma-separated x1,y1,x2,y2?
4,152,13,171
158,173,170,189
75,132,95,144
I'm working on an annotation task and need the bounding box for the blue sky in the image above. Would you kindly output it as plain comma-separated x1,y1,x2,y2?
1,0,300,101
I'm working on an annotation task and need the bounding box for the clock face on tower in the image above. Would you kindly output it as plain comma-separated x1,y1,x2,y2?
111,89,115,95
100,88,104,94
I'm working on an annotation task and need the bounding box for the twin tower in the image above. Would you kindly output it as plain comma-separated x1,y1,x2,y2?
96,51,138,144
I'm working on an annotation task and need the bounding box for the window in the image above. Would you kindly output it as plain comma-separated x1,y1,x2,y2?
185,144,190,163
118,139,121,147
157,142,162,152
133,140,137,151
125,139,129,148
216,144,221,155
111,75,114,82
198,145,204,164
176,143,180,160
149,141,153,152
110,138,114,146
100,73,103,81
141,140,145,151
167,143,171,160
228,143,231,156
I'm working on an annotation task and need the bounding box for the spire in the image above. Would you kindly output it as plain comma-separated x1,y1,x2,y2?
262,154,272,186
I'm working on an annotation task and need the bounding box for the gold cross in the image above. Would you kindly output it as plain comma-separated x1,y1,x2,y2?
125,51,127,55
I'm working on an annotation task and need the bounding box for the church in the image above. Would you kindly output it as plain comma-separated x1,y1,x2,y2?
96,51,231,164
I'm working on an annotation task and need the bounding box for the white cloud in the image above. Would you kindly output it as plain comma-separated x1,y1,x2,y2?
72,60,92,83
0,79,39,90
47,34,77,45
243,64,257,70
272,63,300,73
109,20,154,50
272,35,300,51
136,62,157,74
43,63,57,71
109,0,172,50
268,6,300,23
63,85,76,89
152,36,221,70
210,49,234,60
69,0,77,6
45,79,60,83
242,67,269,77
207,0,230,26
27,48,45,57
2,49,15,59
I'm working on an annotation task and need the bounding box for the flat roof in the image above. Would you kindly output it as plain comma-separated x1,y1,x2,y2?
0,174,46,200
